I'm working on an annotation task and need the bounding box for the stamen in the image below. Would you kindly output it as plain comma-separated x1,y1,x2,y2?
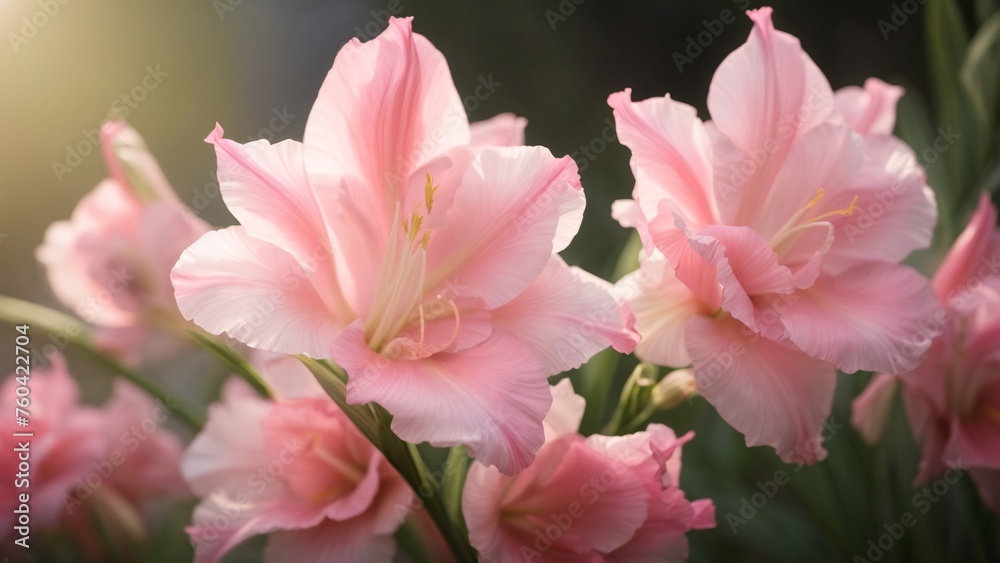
439,294,462,351
808,195,859,223
424,172,439,213
418,303,426,345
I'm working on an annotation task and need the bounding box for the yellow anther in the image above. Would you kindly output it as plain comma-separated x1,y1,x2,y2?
807,188,825,208
421,230,432,249
424,173,439,213
809,195,859,223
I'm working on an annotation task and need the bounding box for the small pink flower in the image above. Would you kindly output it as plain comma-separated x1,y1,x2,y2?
612,7,939,463
462,380,714,562
36,121,211,362
172,17,637,474
182,379,412,562
853,193,1000,511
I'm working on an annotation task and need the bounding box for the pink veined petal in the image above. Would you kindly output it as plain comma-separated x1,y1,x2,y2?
181,388,272,497
707,7,834,223
824,134,938,273
187,492,330,563
755,123,864,240
265,521,397,563
779,261,942,374
206,125,348,316
172,226,342,358
331,322,551,475
425,146,585,308
685,315,837,464
491,255,638,374
303,17,469,230
666,220,794,335
469,113,528,147
933,193,1000,301
834,78,905,136
607,487,694,563
850,373,899,444
250,350,327,399
647,208,723,309
608,89,719,229
543,379,587,441
617,253,707,367
690,499,717,530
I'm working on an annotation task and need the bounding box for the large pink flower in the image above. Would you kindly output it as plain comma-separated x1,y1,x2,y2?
37,121,211,362
462,380,714,562
612,7,939,464
853,193,1000,511
182,379,412,562
171,17,637,474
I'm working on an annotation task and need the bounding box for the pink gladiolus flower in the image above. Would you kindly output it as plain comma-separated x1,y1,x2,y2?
36,121,211,363
463,380,714,562
182,379,412,562
853,193,1000,511
172,17,638,474
0,356,186,555
611,7,940,464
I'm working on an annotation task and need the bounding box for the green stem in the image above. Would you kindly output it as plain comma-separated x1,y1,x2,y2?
298,356,478,562
0,295,204,429
185,331,273,398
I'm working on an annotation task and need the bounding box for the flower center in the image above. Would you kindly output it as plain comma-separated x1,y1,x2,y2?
769,188,859,253
365,175,457,353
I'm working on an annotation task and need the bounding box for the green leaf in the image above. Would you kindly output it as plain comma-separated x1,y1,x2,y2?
443,445,470,523
187,331,273,398
974,0,998,25
925,0,972,193
961,13,1000,161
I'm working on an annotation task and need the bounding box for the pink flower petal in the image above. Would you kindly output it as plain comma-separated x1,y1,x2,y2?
608,89,719,229
172,226,342,357
425,146,584,308
685,315,836,464
779,261,941,374
706,7,834,223
617,253,707,367
933,193,1000,302
850,373,898,444
469,113,528,147
834,78,905,136
332,322,551,474
303,16,469,228
492,255,638,374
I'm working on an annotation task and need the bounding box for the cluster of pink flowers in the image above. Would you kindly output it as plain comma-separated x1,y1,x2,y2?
0,356,186,559
13,5,1000,562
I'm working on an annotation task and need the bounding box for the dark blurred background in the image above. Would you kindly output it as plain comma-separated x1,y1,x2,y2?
1,1,996,561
